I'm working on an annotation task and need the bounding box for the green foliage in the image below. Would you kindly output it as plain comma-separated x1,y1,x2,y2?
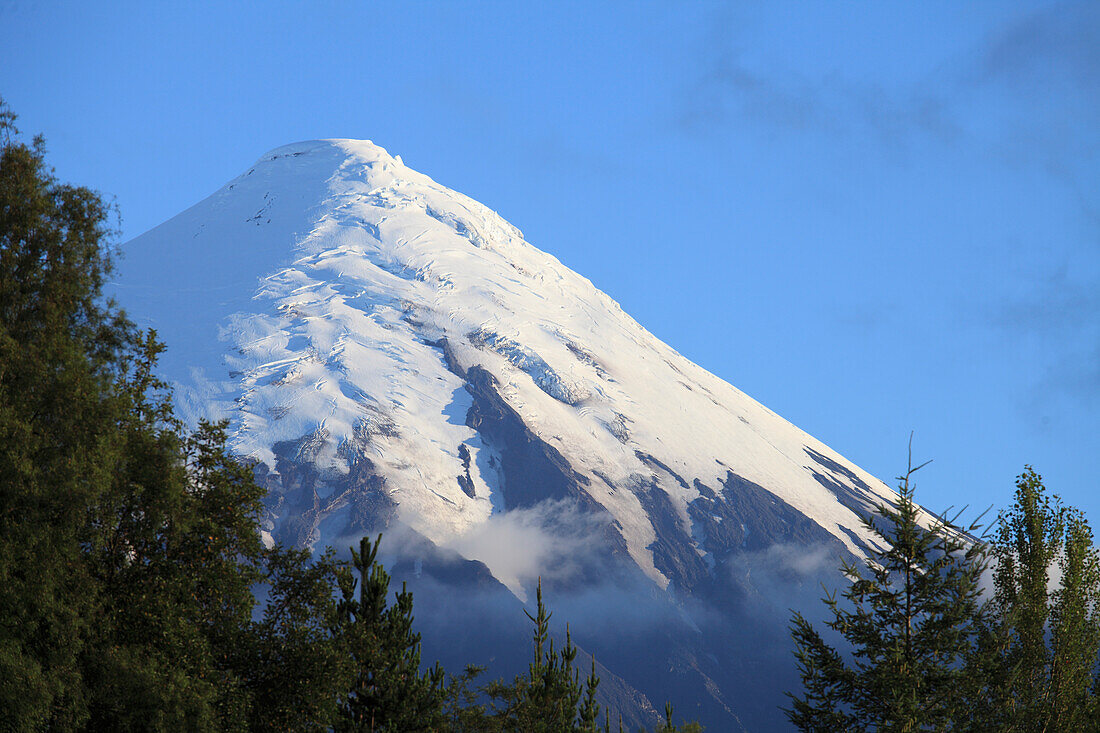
786,458,1100,733
440,664,492,732
82,416,268,731
1049,509,1100,726
651,703,704,733
0,96,344,732
578,657,602,732
335,534,447,732
243,546,353,731
0,96,125,730
467,580,704,732
988,466,1100,731
785,450,991,732
482,578,585,731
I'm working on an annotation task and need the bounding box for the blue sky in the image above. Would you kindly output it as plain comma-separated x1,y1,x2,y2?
3,1,1097,526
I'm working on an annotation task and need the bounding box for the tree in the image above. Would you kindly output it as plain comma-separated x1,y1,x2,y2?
1,96,293,731
336,534,447,732
1,95,134,729
785,449,991,732
1049,508,1100,728
654,703,704,733
244,546,355,732
81,415,267,731
444,578,703,733
989,466,1100,731
483,578,585,732
577,657,602,732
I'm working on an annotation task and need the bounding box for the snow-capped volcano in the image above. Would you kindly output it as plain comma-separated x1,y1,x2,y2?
120,139,908,729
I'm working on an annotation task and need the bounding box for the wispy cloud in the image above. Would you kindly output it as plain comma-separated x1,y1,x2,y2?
968,3,1100,207
679,3,1100,407
991,265,1099,336
989,261,1100,411
679,49,829,137
439,499,607,601
677,2,1098,162
971,4,1100,410
976,3,1100,94
675,17,961,150
726,542,849,623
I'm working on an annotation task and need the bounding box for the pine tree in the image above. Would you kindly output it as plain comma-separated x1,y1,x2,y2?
577,657,602,732
785,447,991,732
441,664,492,732
484,578,585,732
335,534,447,732
653,703,705,733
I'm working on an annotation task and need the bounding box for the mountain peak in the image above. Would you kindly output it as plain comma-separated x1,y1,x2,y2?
119,142,919,728
260,138,393,162
124,139,899,582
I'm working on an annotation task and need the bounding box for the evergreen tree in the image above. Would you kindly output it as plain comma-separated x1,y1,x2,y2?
82,415,266,731
335,534,447,732
577,657,602,732
449,579,703,733
484,578,585,732
654,703,704,733
785,449,991,732
440,664,492,732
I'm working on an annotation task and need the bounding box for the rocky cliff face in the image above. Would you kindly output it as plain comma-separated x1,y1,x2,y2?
120,139,917,729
